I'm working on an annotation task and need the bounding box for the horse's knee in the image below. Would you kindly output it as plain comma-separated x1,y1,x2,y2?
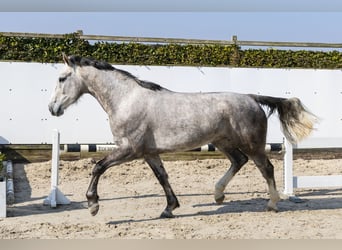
92,163,105,176
237,153,248,166
230,148,248,164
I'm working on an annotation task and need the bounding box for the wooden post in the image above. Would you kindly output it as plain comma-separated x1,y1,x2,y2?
231,35,240,66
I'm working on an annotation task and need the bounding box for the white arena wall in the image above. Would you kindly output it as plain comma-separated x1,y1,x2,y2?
1,61,342,148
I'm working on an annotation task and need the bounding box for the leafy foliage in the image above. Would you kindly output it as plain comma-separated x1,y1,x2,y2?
239,48,342,69
0,152,5,174
0,33,341,68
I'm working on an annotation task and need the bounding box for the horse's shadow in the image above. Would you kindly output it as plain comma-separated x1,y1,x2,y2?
7,164,87,217
105,198,266,225
7,199,87,217
106,189,342,225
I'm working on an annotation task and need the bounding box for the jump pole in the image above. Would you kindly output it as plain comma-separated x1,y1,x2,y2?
43,129,70,208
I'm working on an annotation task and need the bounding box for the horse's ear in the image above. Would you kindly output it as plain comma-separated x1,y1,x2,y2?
62,53,71,66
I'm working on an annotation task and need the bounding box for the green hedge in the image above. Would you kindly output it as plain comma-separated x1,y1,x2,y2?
0,33,341,68
240,49,342,69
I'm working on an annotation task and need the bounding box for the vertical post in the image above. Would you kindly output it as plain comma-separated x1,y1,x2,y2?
52,129,60,186
283,137,294,196
44,129,70,207
51,129,60,207
6,160,14,205
232,35,238,44
0,161,6,217
231,35,240,66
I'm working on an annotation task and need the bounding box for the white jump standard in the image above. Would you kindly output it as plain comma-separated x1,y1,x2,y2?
44,130,70,208
0,160,15,218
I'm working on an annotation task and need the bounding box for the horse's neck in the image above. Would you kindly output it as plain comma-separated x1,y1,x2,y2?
85,70,137,115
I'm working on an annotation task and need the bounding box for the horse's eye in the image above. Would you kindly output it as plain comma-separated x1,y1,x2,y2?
59,76,67,83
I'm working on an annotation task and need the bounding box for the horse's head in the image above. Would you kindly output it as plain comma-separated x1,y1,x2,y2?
48,54,86,116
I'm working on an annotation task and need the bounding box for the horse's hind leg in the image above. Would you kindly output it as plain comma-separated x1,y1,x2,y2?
213,147,248,204
144,154,180,218
252,153,280,212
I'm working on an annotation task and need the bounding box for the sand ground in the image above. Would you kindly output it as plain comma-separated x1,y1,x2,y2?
1,156,342,239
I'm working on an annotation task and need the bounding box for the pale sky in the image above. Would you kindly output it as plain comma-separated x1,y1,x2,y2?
0,1,341,48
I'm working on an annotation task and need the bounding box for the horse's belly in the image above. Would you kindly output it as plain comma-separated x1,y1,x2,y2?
152,118,224,152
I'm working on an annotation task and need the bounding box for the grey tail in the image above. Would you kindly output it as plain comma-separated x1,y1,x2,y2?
249,94,318,144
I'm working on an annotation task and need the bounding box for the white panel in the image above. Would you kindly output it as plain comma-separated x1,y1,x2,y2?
1,62,342,147
293,175,342,188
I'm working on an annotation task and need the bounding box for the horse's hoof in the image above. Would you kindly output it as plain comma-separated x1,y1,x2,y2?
89,203,100,216
160,210,175,219
266,205,279,213
215,194,225,204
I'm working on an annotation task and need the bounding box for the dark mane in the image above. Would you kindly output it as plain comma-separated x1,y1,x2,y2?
114,68,163,91
69,55,115,71
68,55,163,91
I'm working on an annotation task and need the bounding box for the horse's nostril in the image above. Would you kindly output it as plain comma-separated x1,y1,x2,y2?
48,103,56,115
56,106,64,116
48,104,53,114
48,102,61,116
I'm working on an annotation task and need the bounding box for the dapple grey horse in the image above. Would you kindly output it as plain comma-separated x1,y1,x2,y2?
48,54,317,218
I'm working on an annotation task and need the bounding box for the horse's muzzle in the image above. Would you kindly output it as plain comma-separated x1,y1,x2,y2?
48,102,64,117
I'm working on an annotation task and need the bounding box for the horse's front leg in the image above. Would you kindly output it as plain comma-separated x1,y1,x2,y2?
144,154,180,218
86,140,136,216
